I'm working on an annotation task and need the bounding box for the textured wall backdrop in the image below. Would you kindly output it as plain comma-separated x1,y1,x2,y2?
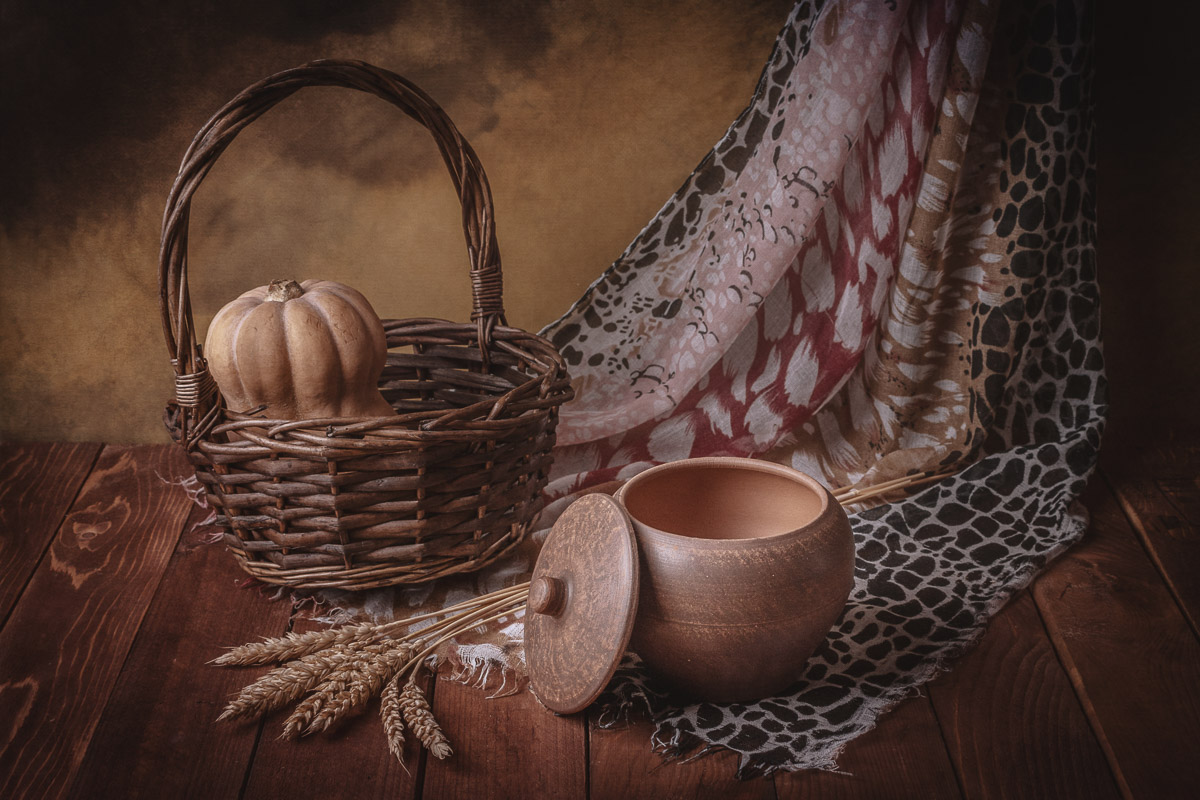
0,0,791,442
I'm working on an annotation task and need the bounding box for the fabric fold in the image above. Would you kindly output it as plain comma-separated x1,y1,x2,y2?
545,0,917,447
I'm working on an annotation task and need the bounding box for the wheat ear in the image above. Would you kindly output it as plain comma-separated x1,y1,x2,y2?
307,643,413,736
213,582,531,667
399,678,452,759
211,620,384,666
217,640,373,722
281,642,410,740
381,675,406,761
832,467,955,506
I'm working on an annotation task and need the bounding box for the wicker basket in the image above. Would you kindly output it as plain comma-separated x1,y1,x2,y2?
158,60,573,591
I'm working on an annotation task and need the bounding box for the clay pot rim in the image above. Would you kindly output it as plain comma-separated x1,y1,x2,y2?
614,456,833,548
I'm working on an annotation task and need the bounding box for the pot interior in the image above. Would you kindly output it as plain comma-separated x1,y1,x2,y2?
622,462,825,540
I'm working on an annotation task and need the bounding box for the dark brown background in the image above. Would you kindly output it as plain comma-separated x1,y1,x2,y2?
1,0,1195,448
1094,3,1200,453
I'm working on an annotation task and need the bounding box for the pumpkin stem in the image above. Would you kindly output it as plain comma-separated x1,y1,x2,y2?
266,279,305,302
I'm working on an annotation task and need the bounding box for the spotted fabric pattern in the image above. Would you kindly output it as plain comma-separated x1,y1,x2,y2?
581,0,1103,776
598,445,1094,775
770,0,1101,490
545,0,932,454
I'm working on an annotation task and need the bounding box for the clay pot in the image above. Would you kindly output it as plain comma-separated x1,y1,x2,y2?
614,457,855,703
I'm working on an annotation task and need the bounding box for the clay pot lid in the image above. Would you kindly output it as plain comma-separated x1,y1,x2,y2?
526,493,639,715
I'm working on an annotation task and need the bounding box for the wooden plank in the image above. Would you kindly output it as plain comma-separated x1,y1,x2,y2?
0,442,101,622
67,502,294,799
774,695,961,800
589,711,775,800
1159,474,1200,527
1032,478,1200,799
1108,473,1200,636
240,616,421,800
0,445,195,800
421,672,586,799
926,592,1120,799
1103,445,1200,635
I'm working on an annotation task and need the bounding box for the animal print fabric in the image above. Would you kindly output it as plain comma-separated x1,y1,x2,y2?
541,0,1102,776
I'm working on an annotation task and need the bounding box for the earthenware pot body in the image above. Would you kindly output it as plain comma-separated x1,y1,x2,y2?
614,457,855,703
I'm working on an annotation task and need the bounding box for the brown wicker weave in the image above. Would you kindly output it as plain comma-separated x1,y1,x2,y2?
159,60,573,590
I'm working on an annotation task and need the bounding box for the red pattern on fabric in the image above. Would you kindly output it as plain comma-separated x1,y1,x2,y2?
547,1,958,496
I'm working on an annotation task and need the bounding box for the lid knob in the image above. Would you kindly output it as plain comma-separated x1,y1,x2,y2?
529,576,567,617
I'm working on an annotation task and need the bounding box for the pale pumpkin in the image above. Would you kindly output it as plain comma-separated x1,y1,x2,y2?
204,279,396,419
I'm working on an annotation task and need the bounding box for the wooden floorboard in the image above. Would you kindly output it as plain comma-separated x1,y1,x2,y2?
0,445,195,800
240,615,422,800
3,441,1197,798
925,591,1120,800
421,674,586,800
588,711,775,800
1032,478,1200,799
1103,445,1200,637
774,695,961,800
68,503,294,799
0,442,101,622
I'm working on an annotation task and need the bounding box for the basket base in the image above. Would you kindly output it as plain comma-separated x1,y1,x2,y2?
222,521,533,591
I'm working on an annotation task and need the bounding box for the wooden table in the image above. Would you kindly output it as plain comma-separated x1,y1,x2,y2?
1,440,1197,799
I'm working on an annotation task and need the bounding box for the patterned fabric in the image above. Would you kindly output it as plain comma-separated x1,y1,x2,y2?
538,0,1102,776
321,0,1101,777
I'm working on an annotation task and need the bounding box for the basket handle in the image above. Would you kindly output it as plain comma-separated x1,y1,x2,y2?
158,59,506,401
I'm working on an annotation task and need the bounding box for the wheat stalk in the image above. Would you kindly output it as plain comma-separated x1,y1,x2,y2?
211,583,530,667
281,641,411,740
307,643,413,736
211,620,383,666
380,675,406,761
399,677,452,759
217,640,374,721
833,468,954,506
216,582,528,741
